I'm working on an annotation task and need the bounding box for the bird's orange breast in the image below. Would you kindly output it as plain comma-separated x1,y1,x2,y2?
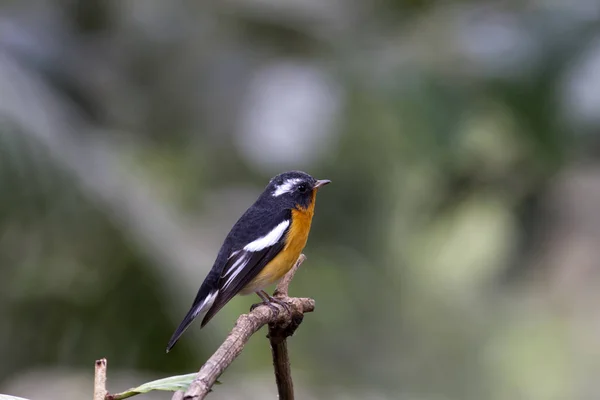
241,191,317,294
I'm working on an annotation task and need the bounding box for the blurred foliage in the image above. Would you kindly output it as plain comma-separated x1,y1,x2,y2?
1,0,600,399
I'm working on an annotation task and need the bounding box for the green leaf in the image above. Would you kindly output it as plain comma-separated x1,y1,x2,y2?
0,395,31,400
110,373,211,400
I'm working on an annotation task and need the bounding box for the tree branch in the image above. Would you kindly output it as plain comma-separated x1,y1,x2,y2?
273,254,306,298
171,391,185,400
268,329,295,399
179,254,312,400
267,254,307,400
94,358,108,400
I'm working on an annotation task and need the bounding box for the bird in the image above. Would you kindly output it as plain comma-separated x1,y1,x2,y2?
166,170,330,352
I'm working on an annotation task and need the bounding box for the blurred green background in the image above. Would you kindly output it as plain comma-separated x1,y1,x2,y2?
1,1,600,399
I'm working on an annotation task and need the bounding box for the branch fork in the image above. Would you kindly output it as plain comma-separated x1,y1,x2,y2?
179,253,311,400
93,254,311,400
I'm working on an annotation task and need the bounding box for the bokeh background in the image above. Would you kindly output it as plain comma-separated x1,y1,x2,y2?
1,1,600,399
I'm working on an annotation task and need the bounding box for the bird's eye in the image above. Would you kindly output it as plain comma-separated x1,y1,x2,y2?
297,184,308,193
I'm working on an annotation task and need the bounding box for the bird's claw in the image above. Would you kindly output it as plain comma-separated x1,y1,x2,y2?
251,291,293,316
268,296,293,315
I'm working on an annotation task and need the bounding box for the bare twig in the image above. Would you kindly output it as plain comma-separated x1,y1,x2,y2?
179,254,312,400
171,391,185,400
94,358,108,400
273,254,307,298
268,254,308,400
268,331,295,399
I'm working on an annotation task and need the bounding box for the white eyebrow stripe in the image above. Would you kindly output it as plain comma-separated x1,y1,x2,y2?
272,178,302,197
243,220,290,252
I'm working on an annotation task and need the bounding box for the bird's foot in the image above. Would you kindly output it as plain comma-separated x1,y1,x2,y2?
267,295,293,315
251,290,292,316
250,300,281,315
259,290,292,315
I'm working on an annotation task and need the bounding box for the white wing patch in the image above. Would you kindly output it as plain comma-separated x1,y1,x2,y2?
273,178,302,197
244,220,290,252
228,250,241,260
221,220,290,290
223,253,250,288
193,290,218,317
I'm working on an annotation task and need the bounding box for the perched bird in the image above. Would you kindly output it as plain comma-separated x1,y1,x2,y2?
166,171,330,352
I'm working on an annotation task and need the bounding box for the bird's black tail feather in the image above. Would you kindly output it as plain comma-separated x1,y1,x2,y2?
166,284,218,353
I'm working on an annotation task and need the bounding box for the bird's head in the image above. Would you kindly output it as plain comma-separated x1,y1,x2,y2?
262,171,331,210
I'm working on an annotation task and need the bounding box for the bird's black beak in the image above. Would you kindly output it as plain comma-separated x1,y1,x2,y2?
314,179,331,189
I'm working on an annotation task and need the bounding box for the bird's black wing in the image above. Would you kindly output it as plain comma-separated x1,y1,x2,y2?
200,207,291,326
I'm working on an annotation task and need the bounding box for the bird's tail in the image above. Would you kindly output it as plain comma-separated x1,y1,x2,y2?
166,286,218,353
